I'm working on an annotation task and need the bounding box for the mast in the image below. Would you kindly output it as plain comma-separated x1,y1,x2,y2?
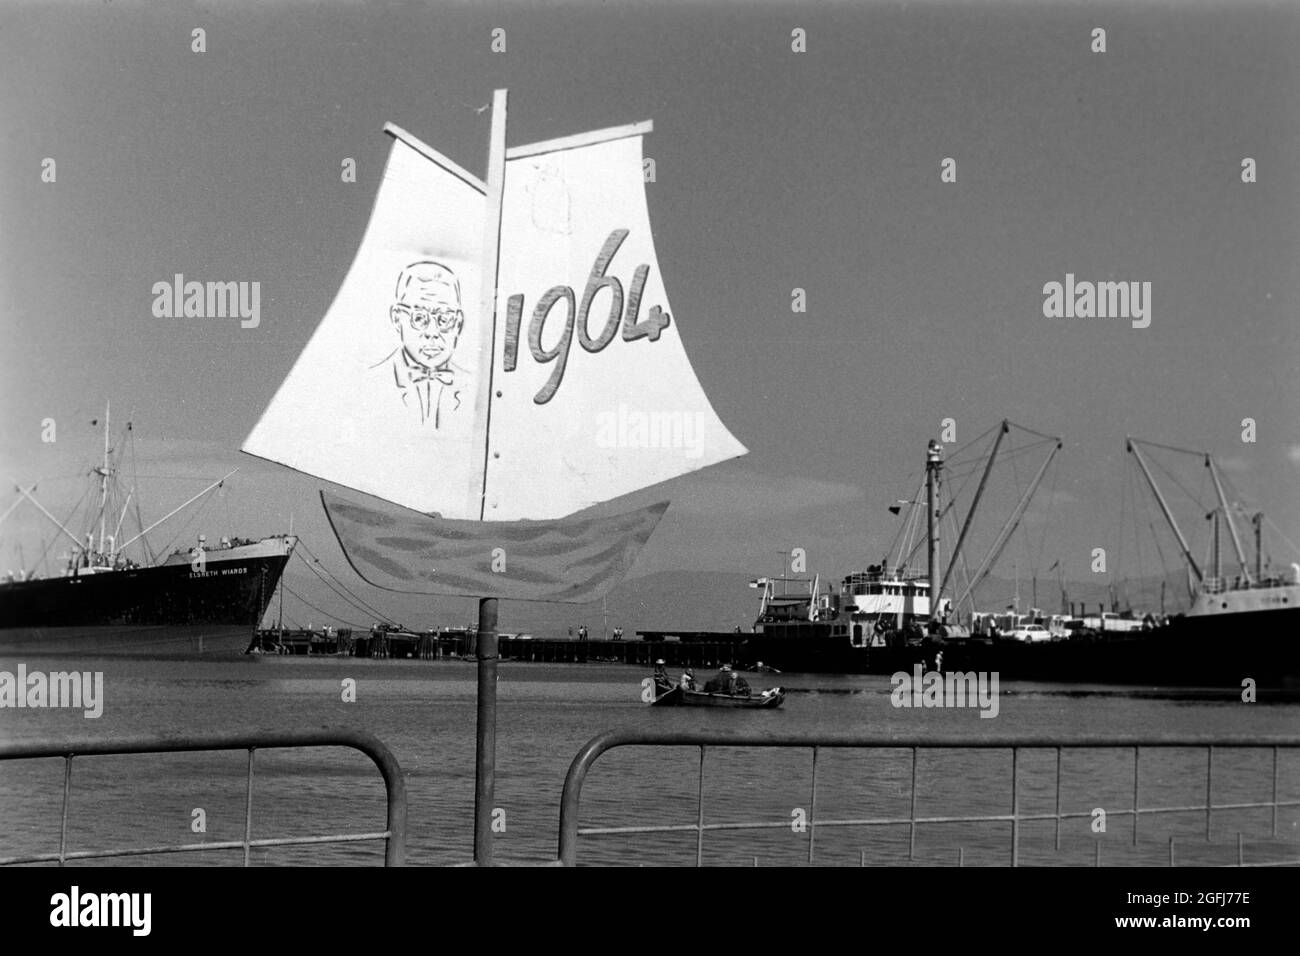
939,419,1007,598
926,439,942,623
1209,508,1221,582
1127,438,1202,583
473,87,508,868
1206,455,1249,583
98,400,110,554
1253,511,1264,581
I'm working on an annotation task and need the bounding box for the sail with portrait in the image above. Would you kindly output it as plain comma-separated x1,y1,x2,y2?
242,98,747,600
242,124,491,515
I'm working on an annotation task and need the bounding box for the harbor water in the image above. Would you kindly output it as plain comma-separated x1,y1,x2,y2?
1,654,1298,867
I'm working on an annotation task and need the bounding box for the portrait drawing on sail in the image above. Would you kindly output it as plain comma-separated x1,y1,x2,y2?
373,260,468,428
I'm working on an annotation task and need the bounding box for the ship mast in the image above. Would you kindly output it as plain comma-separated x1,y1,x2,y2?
926,439,942,625
1253,511,1264,581
98,401,110,555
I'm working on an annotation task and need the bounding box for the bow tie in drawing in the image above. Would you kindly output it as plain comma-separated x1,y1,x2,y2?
408,367,455,387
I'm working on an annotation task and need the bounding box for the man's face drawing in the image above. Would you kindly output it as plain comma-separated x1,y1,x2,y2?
390,262,464,371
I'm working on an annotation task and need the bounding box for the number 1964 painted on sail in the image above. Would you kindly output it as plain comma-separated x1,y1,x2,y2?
502,229,671,404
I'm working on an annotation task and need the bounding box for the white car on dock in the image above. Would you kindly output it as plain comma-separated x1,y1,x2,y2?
1009,624,1052,642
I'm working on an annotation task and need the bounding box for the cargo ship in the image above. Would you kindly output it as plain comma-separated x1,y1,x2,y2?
0,405,295,657
642,427,1300,688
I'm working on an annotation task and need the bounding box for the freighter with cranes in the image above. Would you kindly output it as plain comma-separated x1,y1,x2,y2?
643,422,1300,688
0,405,295,656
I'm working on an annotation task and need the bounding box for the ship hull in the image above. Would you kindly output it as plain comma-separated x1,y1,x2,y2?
0,551,290,659
738,606,1300,688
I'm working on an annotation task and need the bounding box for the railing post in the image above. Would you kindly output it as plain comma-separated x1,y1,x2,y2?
1132,746,1140,846
808,745,819,865
474,596,499,867
244,747,256,867
59,754,73,867
908,746,918,862
696,745,706,867
1272,746,1279,837
1011,747,1020,867
1205,745,1213,841
1054,746,1062,851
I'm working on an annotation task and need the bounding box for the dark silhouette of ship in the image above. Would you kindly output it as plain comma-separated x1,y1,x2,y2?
0,405,294,656
646,427,1300,688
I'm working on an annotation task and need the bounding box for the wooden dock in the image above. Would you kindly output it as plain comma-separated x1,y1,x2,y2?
250,628,748,667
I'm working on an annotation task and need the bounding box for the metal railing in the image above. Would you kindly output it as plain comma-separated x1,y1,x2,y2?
557,731,1300,866
0,728,407,866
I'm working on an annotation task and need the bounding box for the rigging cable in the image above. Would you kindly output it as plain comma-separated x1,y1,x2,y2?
289,548,399,626
278,583,370,629
293,537,400,623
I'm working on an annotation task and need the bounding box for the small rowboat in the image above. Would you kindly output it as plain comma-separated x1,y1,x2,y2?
652,684,785,709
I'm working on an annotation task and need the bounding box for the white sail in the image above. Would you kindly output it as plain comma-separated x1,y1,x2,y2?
243,118,747,521
242,126,490,517
485,130,747,518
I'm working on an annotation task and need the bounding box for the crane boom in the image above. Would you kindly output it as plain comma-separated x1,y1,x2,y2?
1127,438,1202,582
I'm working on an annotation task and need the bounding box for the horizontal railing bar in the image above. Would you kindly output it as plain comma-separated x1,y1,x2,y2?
577,804,1300,839
581,809,1300,836
0,728,400,760
1240,859,1300,868
0,831,392,866
568,732,1300,753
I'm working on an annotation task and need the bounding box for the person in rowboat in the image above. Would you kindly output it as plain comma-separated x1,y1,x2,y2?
652,660,675,696
704,664,740,694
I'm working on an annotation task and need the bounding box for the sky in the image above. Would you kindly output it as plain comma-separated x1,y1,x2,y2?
2,0,1298,629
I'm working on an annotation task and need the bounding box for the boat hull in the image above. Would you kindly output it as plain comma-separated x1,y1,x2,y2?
0,550,291,658
738,606,1300,687
653,685,785,708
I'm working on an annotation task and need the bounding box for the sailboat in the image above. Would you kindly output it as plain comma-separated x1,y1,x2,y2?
243,103,745,597
240,90,749,863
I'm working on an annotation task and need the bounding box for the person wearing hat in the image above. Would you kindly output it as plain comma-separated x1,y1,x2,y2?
652,659,673,696
704,663,735,694
680,665,696,691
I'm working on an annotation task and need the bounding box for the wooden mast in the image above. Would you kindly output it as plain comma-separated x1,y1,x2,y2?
473,88,508,867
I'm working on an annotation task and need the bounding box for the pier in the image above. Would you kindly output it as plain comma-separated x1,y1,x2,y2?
249,627,749,668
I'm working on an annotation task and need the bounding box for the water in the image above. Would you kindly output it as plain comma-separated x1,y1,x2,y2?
1,655,1298,867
